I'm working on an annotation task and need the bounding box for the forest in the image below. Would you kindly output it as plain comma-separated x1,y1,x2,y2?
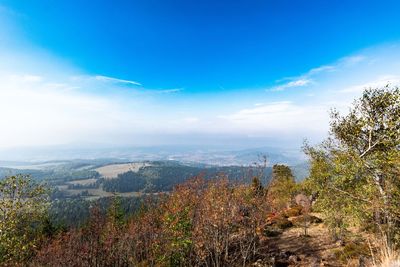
101,165,271,193
0,86,399,266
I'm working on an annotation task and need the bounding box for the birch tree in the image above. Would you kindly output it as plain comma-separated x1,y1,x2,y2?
304,86,400,244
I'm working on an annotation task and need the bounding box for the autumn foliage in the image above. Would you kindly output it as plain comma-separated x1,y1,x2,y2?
32,175,273,266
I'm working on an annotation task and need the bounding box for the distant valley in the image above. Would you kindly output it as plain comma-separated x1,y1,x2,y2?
0,146,309,201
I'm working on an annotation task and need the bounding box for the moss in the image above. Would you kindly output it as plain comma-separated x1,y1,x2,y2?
333,241,370,262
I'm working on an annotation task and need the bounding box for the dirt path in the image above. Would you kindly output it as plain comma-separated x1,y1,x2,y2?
267,222,343,266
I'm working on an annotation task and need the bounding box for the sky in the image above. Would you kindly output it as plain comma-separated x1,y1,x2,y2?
1,0,400,151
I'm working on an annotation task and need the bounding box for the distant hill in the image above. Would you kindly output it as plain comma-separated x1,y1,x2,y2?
0,145,306,166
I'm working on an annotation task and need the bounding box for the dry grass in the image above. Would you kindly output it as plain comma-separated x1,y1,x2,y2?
370,237,400,267
95,162,150,178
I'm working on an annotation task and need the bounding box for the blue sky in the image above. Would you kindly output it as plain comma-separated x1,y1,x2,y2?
1,1,400,149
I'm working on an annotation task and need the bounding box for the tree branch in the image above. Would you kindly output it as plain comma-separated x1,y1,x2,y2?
328,186,372,204
360,140,380,158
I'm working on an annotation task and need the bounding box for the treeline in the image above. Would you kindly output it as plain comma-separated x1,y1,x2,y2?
0,165,100,186
102,165,272,193
48,196,147,228
102,171,147,192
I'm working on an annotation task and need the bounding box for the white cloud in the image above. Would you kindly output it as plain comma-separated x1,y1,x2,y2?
0,74,127,147
340,55,366,65
309,65,336,75
340,75,400,93
158,88,183,93
94,75,142,86
269,53,368,92
219,101,329,135
1,43,399,150
221,46,400,144
270,78,313,92
222,101,293,118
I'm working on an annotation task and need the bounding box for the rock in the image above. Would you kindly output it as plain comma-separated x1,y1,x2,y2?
252,259,264,267
309,257,320,267
288,255,300,263
294,194,312,211
284,205,303,217
266,214,293,229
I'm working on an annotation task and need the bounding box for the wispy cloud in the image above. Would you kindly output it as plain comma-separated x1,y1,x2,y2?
157,88,183,94
308,65,336,75
268,54,367,92
340,55,366,65
270,78,313,92
217,46,400,145
94,75,142,86
71,75,184,94
221,101,293,119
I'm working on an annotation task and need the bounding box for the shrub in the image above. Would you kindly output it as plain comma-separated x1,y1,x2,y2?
284,205,303,217
266,213,293,229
